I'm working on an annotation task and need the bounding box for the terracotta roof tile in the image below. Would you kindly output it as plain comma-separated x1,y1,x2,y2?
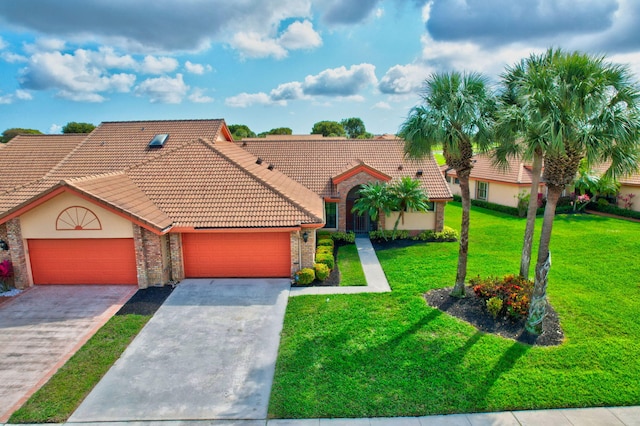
446,152,536,185
236,138,452,200
0,134,86,193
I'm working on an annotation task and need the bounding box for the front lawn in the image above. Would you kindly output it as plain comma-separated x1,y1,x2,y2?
337,244,367,286
269,203,640,418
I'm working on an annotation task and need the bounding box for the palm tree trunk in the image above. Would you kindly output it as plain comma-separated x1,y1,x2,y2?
451,174,471,297
525,185,562,334
519,150,543,279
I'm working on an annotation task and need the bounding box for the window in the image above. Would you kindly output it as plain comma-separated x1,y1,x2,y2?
476,181,488,201
324,202,338,228
426,201,435,211
454,178,460,185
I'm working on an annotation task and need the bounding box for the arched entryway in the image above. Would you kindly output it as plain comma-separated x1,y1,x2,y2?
345,185,378,234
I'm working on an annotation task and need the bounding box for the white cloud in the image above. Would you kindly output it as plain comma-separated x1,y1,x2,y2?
372,101,391,110
14,89,32,100
188,88,214,103
303,63,377,96
88,47,136,70
134,73,189,103
0,36,6,50
225,92,285,107
140,55,178,74
24,38,66,54
184,60,212,74
19,49,136,102
49,123,62,134
231,32,288,59
270,81,307,101
379,64,430,94
1,51,28,63
278,20,322,50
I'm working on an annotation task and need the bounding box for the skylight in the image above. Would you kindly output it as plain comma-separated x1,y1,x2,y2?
148,134,169,148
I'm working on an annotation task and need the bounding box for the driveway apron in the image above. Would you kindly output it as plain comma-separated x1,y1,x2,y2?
69,278,290,423
0,285,136,422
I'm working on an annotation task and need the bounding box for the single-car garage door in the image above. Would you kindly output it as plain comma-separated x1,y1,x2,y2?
182,232,291,278
28,239,138,285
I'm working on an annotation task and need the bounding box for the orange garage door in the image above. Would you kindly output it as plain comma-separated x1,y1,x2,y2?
182,232,290,278
28,239,138,285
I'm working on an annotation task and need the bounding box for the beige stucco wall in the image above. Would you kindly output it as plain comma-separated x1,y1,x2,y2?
618,185,640,212
384,211,436,231
21,192,134,239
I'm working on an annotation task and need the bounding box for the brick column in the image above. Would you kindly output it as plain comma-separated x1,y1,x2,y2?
169,233,184,282
290,231,300,276
435,201,446,232
141,228,164,286
0,222,16,288
6,218,30,289
300,229,316,269
132,224,149,289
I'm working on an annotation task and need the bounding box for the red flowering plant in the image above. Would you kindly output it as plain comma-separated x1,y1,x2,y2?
470,274,533,320
0,259,14,292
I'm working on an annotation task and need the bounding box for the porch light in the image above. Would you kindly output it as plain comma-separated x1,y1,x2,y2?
302,231,309,243
0,240,8,251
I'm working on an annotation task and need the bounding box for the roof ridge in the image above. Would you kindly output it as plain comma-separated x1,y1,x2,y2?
39,131,92,181
198,138,323,223
65,170,127,183
101,118,225,124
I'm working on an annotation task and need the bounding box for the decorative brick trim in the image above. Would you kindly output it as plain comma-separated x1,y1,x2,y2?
336,171,386,231
6,218,30,289
132,224,171,288
290,229,317,275
132,224,148,289
169,233,185,281
435,201,445,232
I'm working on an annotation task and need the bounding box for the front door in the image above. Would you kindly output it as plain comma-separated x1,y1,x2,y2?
346,186,377,234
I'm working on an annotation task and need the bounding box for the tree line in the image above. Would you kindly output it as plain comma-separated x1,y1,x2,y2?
1,122,96,143
228,117,374,140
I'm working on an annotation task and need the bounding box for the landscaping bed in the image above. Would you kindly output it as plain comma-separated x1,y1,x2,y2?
425,286,563,346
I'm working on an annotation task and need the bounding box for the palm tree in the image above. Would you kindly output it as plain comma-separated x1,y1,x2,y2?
494,52,555,279
388,177,431,237
351,181,392,227
400,72,495,297
505,49,640,334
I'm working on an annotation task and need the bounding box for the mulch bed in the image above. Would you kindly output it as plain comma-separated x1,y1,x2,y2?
116,285,175,316
425,286,564,346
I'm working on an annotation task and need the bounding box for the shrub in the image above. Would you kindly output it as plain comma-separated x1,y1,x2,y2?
295,268,315,285
412,226,459,242
317,238,335,248
314,263,330,281
368,229,409,242
486,297,503,319
331,231,356,244
316,246,333,255
0,259,13,292
317,231,332,240
315,253,335,270
589,201,640,219
470,274,533,320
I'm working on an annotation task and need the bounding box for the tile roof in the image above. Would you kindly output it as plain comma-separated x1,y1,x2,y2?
445,152,537,185
0,134,86,193
236,138,452,200
0,120,323,230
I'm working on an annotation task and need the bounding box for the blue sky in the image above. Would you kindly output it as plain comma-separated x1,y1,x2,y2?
1,0,639,136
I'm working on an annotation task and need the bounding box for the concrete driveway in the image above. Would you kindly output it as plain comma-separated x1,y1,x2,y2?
0,285,136,422
69,278,290,423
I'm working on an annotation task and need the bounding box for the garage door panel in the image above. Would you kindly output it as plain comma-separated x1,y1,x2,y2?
183,232,290,278
28,239,137,285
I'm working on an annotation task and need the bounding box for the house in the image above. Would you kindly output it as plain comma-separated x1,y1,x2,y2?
0,120,450,289
238,135,451,234
442,152,544,208
617,172,640,212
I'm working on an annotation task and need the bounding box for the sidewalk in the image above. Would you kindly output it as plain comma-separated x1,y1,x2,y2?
4,405,639,425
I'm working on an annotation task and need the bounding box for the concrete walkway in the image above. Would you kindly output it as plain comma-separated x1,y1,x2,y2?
69,278,290,423
290,237,391,297
0,285,136,423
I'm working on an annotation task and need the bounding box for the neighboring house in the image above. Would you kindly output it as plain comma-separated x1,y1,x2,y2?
238,135,451,234
442,152,545,208
617,172,640,212
0,120,450,289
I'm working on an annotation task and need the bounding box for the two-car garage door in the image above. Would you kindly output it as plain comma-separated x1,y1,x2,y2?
182,232,291,278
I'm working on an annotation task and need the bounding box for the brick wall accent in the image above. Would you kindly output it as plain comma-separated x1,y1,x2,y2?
336,172,389,231
0,222,16,288
169,233,185,282
6,218,30,289
435,201,445,232
290,229,317,275
132,224,171,288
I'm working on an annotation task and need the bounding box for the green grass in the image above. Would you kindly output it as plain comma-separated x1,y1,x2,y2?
337,244,367,286
9,314,151,423
434,152,446,166
269,203,640,418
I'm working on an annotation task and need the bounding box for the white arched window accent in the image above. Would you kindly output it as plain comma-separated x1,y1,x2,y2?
56,206,102,231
